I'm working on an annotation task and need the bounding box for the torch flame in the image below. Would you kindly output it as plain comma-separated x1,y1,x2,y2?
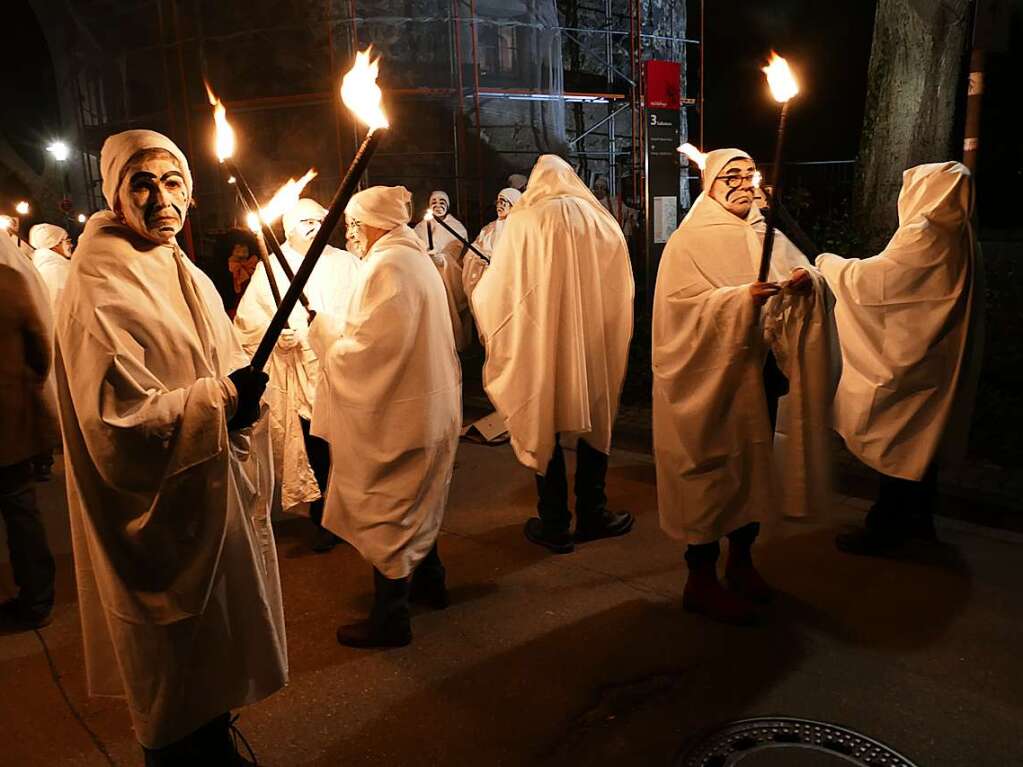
423,210,434,221
259,169,318,223
752,170,763,189
677,143,707,170
340,48,389,132
0,216,11,231
245,212,261,233
206,82,236,162
762,52,799,103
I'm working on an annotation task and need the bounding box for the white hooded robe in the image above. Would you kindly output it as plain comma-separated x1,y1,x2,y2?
55,212,287,748
471,155,634,474
816,161,983,481
234,241,360,512
652,174,833,544
309,224,461,578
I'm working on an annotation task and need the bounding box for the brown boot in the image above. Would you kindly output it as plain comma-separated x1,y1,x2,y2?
683,543,757,626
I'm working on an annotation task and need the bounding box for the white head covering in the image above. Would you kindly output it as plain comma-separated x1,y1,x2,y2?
514,155,617,228
497,188,522,207
282,197,327,237
346,185,414,230
701,148,753,192
29,223,68,251
100,129,193,210
429,190,450,205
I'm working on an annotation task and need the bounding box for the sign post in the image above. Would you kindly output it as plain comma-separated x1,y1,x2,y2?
643,60,682,310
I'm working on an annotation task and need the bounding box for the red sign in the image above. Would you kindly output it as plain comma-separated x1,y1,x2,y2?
644,60,681,110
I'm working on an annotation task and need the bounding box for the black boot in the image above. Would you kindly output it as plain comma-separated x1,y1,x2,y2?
572,439,633,543
724,523,773,605
410,543,448,609
143,713,254,766
311,525,341,554
337,568,412,648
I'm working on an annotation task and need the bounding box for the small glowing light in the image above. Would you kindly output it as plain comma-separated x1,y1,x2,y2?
15,201,30,215
77,213,87,223
0,216,11,231
245,212,261,233
227,176,237,184
752,171,763,189
423,210,434,221
763,52,799,104
47,141,70,162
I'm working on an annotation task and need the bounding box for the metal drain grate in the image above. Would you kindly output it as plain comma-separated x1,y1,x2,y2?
676,717,921,767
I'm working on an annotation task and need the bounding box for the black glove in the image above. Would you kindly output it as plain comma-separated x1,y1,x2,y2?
226,366,268,431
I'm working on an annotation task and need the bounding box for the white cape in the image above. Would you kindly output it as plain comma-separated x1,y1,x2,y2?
234,242,361,512
652,195,833,544
471,155,634,473
32,247,72,309
309,225,461,578
816,161,983,480
54,212,287,748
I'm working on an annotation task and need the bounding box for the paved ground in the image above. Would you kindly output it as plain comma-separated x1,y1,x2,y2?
2,442,1021,766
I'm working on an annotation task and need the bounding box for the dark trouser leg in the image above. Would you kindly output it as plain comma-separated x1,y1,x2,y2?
534,436,570,533
763,351,790,433
574,438,609,519
143,713,235,766
300,417,331,528
0,460,56,619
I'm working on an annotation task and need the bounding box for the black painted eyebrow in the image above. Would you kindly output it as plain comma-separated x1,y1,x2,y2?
129,170,185,184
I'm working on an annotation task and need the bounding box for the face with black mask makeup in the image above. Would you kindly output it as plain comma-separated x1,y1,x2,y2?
708,157,757,220
115,149,189,245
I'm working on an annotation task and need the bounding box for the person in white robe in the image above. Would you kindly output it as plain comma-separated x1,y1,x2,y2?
311,185,461,648
53,129,286,762
29,223,74,309
234,197,361,553
653,148,833,625
470,155,635,555
817,161,983,555
0,230,58,631
461,187,521,299
414,189,474,350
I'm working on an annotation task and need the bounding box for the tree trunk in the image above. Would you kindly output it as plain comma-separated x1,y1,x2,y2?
854,0,972,250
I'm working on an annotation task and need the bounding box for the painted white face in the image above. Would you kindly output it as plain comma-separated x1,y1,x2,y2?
116,151,189,244
346,217,369,259
496,194,513,220
57,234,73,258
429,193,449,218
287,216,322,254
709,158,757,219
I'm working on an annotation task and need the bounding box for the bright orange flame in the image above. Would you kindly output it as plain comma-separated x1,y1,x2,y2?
206,83,236,161
340,48,389,132
752,170,763,189
245,212,261,233
259,169,318,223
677,143,707,170
762,52,799,103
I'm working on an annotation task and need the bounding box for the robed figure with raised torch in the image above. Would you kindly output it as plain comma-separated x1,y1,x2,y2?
653,146,834,626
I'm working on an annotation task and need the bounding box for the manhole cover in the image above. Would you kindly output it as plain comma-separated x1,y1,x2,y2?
676,717,920,767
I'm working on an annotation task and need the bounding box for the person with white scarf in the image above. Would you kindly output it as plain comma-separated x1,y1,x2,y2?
54,129,286,764
414,189,474,350
470,155,635,555
818,162,983,555
653,148,833,625
29,223,73,309
0,230,59,632
461,187,521,298
234,197,361,553
311,185,461,648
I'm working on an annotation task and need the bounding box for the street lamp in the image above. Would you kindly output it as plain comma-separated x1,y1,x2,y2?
47,141,70,162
